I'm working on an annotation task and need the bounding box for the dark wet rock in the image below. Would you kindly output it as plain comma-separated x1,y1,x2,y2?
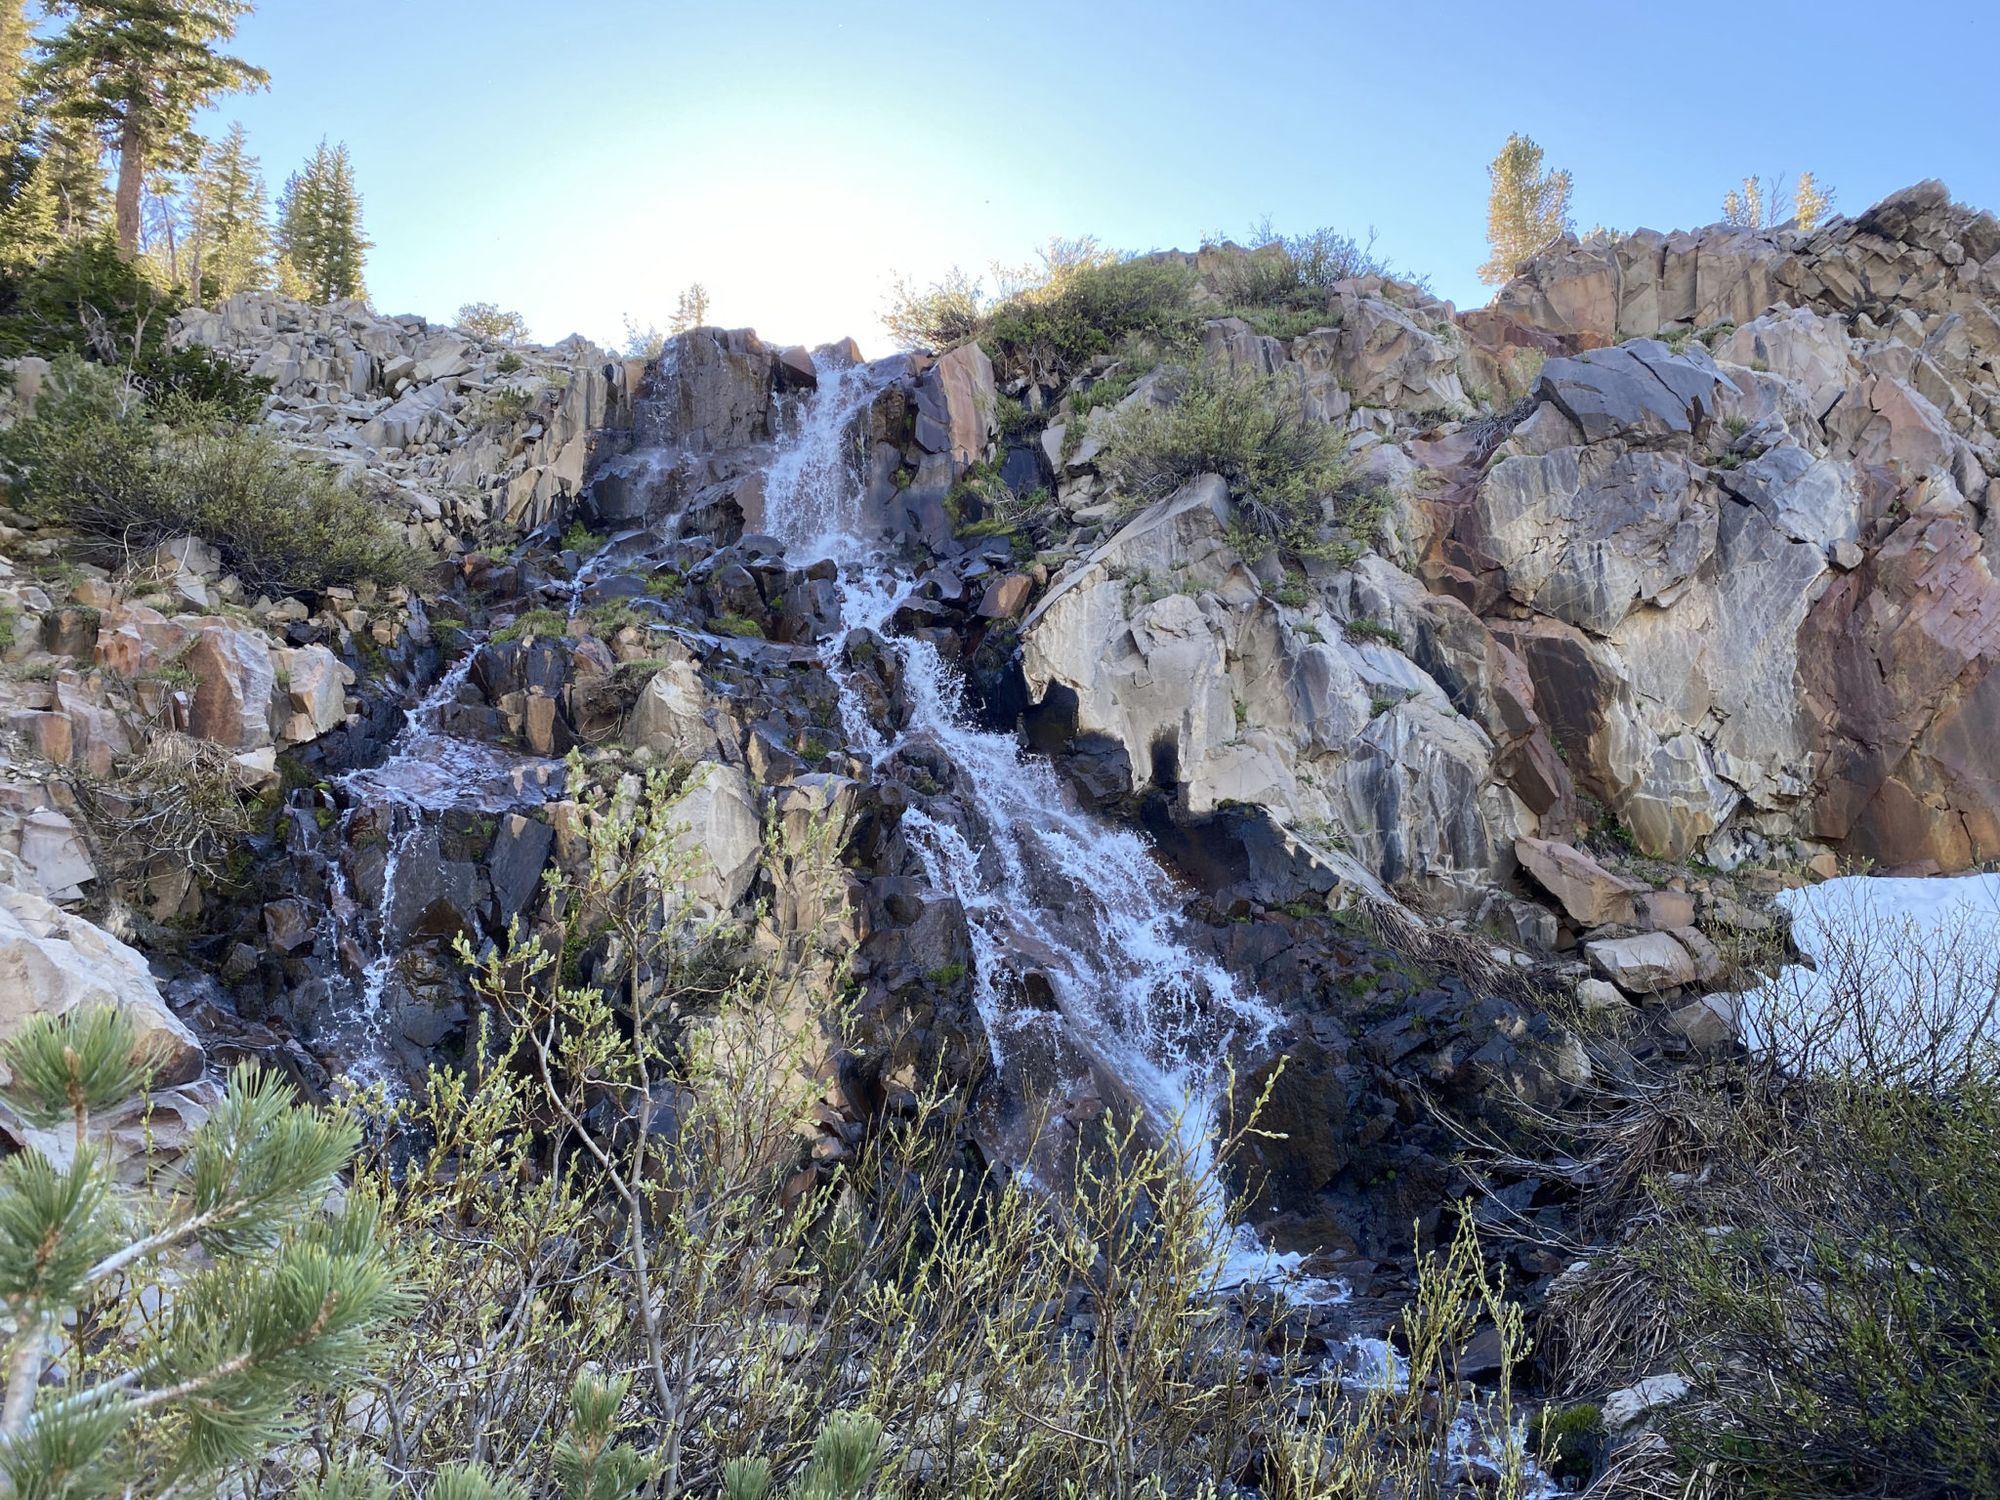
487,813,553,930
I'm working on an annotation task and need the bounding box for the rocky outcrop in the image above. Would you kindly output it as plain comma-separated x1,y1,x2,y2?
0,882,203,1083
174,290,643,538
1416,184,2000,877
1021,476,1523,907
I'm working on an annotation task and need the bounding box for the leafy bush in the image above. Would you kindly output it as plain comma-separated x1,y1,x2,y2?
0,1007,406,1497
885,243,1197,386
1099,360,1349,549
881,265,984,353
0,235,271,416
1512,911,2000,1500
454,301,529,344
980,254,1197,385
1206,222,1395,310
469,384,533,427
0,359,418,595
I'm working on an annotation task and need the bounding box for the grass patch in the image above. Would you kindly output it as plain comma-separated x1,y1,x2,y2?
560,519,606,554
491,607,569,643
1343,617,1404,648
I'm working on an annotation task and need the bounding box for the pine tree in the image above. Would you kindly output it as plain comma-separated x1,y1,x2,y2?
36,0,267,259
0,0,39,210
1,0,29,153
0,149,56,268
668,281,711,333
275,137,369,303
0,1007,406,1494
36,112,108,237
1477,132,1573,286
186,119,266,300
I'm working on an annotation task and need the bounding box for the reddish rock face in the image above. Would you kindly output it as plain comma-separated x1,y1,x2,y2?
1803,512,2000,871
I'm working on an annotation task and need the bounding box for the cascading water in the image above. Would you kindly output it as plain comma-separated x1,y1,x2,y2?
750,356,1552,1492
315,650,559,1083
759,354,1308,1285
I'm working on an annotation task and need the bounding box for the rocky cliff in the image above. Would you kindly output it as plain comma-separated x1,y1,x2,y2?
2,180,1997,1270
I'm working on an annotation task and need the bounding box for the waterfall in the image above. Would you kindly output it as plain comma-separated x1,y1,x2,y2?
759,353,1316,1289
317,651,559,1083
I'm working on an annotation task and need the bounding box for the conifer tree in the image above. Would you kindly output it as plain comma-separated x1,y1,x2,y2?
186,119,265,300
1,0,39,218
0,151,56,269
36,112,107,237
275,137,368,303
1477,132,1573,286
668,280,711,333
0,1006,405,1496
37,0,267,259
1,0,29,155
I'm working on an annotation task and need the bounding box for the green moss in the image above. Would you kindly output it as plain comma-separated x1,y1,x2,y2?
925,962,967,986
713,612,765,639
559,520,605,555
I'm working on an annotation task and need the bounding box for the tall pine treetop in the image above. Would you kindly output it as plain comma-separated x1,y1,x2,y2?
37,0,267,257
276,136,367,304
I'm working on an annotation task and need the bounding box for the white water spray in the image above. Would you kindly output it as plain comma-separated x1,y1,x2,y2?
758,353,1320,1289
321,650,559,1081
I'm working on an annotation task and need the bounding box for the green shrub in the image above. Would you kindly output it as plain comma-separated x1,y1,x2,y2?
470,385,533,428
881,265,985,353
713,611,765,638
1099,360,1348,550
0,235,270,416
1205,223,1395,311
1222,303,1340,341
1521,914,2000,1500
980,254,1197,384
1344,617,1404,648
1068,366,1137,423
0,234,175,364
559,519,606,554
0,359,418,595
133,342,273,421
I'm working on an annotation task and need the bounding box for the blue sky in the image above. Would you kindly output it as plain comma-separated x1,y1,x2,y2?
204,0,1998,354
